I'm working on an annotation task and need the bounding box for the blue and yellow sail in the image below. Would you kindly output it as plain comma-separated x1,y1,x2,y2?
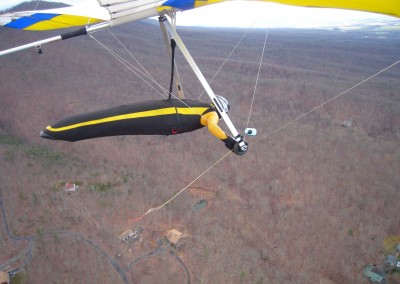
0,0,399,31
4,13,102,30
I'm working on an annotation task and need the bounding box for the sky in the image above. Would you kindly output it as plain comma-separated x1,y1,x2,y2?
0,0,397,29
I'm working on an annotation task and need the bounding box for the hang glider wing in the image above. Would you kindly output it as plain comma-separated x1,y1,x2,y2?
98,0,400,19
0,0,192,31
0,0,206,31
96,0,171,26
0,5,111,30
0,0,398,32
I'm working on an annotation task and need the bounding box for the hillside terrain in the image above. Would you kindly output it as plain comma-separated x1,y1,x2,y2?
0,19,400,283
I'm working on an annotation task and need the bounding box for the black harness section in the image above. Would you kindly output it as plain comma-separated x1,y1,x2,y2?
40,100,215,142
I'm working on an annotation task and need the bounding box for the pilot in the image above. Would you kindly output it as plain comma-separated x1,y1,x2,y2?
40,96,247,155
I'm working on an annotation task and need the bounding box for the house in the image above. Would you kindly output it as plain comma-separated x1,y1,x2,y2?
118,226,143,242
342,120,352,128
362,265,384,283
385,255,396,266
0,271,9,284
119,229,135,242
166,229,184,245
63,182,78,192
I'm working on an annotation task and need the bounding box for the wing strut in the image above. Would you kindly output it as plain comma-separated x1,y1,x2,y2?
159,15,247,153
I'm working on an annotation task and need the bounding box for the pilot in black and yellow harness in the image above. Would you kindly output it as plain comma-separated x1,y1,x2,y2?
40,96,246,154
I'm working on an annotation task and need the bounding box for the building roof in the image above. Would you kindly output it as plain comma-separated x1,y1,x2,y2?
63,182,78,191
0,271,9,284
362,265,384,283
119,229,134,241
166,229,183,245
385,255,396,266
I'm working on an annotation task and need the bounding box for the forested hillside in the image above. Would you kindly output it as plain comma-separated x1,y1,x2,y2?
0,20,399,283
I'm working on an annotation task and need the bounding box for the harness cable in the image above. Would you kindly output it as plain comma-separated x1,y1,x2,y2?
107,29,166,96
169,39,177,100
132,58,400,222
168,39,183,132
89,34,169,99
91,32,190,106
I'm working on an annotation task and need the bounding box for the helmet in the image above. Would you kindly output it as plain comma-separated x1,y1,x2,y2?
216,95,230,113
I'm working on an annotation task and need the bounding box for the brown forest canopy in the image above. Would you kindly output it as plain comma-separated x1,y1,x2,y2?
0,20,399,283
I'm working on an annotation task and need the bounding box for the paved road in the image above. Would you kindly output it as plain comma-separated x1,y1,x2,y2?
0,198,34,241
1,196,190,283
169,250,191,284
0,197,128,283
0,197,35,271
125,245,191,284
0,241,33,271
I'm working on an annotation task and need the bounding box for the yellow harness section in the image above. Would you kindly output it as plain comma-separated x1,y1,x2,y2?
201,112,228,140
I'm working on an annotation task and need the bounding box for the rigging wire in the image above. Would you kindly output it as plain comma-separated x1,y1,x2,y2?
132,58,400,222
255,59,400,144
197,19,258,100
89,34,169,99
33,0,41,11
90,31,220,126
107,29,166,95
245,29,268,131
88,15,256,132
132,150,232,222
90,32,194,107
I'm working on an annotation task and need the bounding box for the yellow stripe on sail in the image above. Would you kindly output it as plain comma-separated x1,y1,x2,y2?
25,15,102,31
260,0,400,18
194,0,224,9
